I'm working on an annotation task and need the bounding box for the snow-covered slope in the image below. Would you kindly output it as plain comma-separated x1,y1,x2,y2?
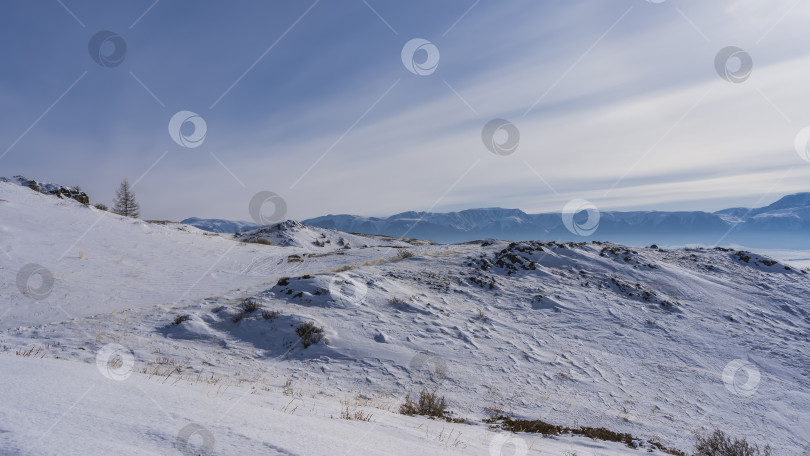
0,355,650,456
1,175,90,204
0,181,436,330
235,219,430,249
181,217,261,233
1,181,809,454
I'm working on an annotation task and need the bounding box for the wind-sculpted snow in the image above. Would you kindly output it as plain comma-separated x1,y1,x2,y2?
2,181,809,454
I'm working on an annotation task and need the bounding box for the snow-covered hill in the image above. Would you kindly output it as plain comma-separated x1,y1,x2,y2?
0,181,437,330
234,219,429,249
181,216,261,233
1,181,808,454
1,175,90,205
301,193,810,247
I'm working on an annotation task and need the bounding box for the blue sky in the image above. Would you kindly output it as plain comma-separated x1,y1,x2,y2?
2,0,810,221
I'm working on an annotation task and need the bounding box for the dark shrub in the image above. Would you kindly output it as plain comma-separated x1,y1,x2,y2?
239,298,261,313
693,429,771,456
396,249,415,259
296,321,324,348
399,390,447,418
172,315,191,325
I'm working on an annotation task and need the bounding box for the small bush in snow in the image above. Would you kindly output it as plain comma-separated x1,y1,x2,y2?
693,429,771,456
396,249,415,259
239,298,261,314
172,315,191,325
339,400,373,422
296,321,324,348
487,415,645,450
261,309,279,321
94,203,108,211
15,346,43,358
399,389,447,418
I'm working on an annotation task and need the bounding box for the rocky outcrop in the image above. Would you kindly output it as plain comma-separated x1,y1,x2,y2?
2,176,90,205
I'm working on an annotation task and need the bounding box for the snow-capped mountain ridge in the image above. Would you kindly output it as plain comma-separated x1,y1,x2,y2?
302,193,810,246
753,191,810,212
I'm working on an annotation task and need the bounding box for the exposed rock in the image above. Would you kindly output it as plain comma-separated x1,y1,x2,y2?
2,175,90,205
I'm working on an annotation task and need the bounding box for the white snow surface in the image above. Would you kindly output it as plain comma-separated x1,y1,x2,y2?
1,355,651,456
1,181,809,455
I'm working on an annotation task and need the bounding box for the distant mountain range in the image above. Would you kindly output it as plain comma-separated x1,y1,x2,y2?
190,193,810,248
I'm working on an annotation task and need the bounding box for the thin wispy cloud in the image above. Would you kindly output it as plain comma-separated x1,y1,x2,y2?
1,1,808,221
